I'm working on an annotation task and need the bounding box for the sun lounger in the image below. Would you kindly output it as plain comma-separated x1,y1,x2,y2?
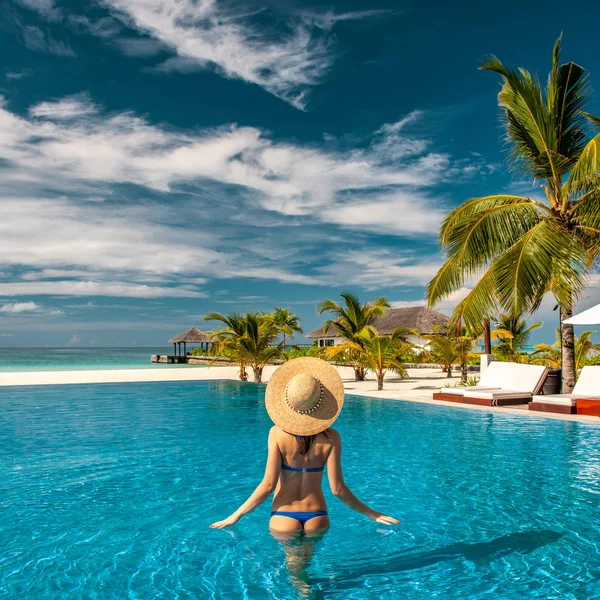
434,362,548,406
530,366,600,415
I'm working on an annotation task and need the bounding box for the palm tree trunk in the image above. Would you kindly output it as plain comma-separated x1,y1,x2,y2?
560,306,576,393
461,361,468,384
353,365,366,381
239,361,248,381
447,365,452,378
283,332,286,350
483,318,492,354
377,372,384,390
252,365,263,383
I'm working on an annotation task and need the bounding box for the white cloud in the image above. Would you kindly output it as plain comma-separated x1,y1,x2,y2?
16,0,60,18
99,0,340,109
0,96,462,218
0,280,206,299
317,249,443,289
21,25,75,56
0,301,39,313
30,95,97,119
112,36,167,57
0,95,496,298
321,191,446,235
67,334,80,346
5,69,32,80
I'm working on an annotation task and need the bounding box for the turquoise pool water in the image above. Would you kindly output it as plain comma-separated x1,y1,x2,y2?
0,348,202,372
1,381,599,599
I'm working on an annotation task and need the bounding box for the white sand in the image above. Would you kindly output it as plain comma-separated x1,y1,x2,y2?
1,365,598,425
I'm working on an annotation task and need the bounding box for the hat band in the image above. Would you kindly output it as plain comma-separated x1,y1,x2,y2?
284,378,324,414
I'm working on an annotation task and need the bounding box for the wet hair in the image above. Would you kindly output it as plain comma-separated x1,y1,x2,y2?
295,429,330,455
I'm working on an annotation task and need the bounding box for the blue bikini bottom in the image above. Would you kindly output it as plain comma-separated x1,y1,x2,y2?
270,510,328,526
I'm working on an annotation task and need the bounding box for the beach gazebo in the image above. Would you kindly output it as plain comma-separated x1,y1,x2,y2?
168,327,214,356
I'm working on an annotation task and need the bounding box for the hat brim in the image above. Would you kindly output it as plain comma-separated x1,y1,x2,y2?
265,357,344,436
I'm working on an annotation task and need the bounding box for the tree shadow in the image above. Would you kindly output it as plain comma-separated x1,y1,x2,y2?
311,529,563,593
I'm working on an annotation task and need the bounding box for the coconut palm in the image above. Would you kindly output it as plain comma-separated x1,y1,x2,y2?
326,327,413,390
426,334,459,378
205,311,249,380
426,323,512,381
267,307,303,349
532,329,600,370
426,37,600,392
235,313,281,383
207,312,281,383
493,314,543,362
317,292,390,381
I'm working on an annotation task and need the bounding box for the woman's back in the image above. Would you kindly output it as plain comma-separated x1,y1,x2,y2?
271,427,333,512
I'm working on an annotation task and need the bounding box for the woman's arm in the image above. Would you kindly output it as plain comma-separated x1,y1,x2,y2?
210,427,281,529
326,430,400,525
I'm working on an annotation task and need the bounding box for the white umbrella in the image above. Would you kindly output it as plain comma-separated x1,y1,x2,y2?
563,303,600,325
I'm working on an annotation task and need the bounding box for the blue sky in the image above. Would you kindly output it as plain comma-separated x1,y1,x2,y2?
1,0,600,347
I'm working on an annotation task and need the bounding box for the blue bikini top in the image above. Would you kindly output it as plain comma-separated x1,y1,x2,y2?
282,434,325,472
281,463,325,473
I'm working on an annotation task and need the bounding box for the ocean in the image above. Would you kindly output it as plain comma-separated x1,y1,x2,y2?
0,347,199,372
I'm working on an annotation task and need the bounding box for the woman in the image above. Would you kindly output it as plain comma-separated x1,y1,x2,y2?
210,357,399,533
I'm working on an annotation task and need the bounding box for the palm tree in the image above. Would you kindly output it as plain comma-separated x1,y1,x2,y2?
235,313,281,383
494,314,542,362
267,307,303,349
426,334,459,378
532,329,600,370
206,312,281,383
326,327,413,390
426,323,511,381
205,311,249,380
317,292,390,381
426,37,600,392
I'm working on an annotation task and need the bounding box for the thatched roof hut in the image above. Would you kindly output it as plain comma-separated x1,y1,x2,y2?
306,306,449,338
168,327,214,356
168,327,213,344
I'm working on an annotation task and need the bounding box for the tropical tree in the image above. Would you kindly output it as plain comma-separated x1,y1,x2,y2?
234,313,281,383
493,313,543,362
204,311,249,380
326,327,413,390
317,292,390,381
426,37,600,392
266,307,303,349
426,323,511,381
206,311,282,383
532,329,600,370
426,334,459,378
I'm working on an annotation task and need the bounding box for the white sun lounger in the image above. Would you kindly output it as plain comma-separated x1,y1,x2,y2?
530,366,600,415
435,363,549,407
437,361,517,397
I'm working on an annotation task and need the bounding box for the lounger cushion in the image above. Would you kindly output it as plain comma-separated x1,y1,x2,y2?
472,362,548,393
462,389,531,400
439,386,501,396
572,366,600,396
531,395,576,406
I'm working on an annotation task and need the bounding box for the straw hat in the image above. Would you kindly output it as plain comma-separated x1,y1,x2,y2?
265,357,344,436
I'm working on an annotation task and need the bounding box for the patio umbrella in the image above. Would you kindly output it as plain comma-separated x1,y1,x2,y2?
563,303,600,325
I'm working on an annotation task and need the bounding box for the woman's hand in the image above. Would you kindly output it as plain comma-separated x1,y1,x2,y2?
209,513,241,529
368,511,400,525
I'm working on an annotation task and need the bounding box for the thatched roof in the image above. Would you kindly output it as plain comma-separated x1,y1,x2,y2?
168,327,213,344
306,306,449,338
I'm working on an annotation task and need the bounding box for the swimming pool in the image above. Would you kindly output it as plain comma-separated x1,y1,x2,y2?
1,380,599,599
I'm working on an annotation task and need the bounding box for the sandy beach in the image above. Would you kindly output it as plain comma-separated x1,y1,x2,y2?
2,365,598,425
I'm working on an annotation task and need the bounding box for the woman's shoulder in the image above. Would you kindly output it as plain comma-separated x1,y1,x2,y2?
322,428,341,443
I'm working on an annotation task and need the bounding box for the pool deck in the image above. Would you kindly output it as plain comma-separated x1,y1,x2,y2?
1,365,598,425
